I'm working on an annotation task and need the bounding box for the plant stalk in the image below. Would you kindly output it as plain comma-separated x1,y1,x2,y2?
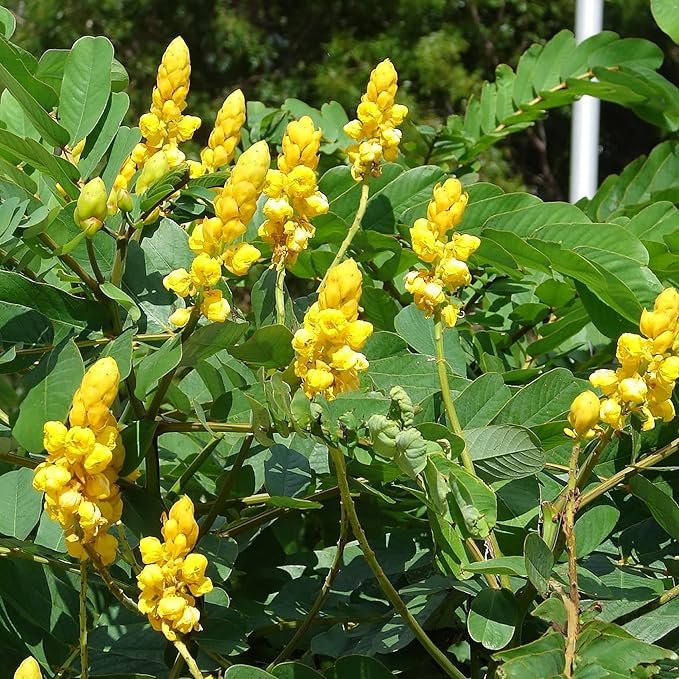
275,262,286,325
173,639,204,679
79,559,89,679
168,435,224,500
329,447,466,679
321,180,369,283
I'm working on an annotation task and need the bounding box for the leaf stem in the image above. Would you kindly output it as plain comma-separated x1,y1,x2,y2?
563,441,581,678
433,312,510,588
275,262,286,325
329,447,466,679
79,559,89,679
172,639,204,679
321,180,369,284
83,544,140,613
85,238,105,285
168,435,224,501
267,500,349,669
198,435,254,540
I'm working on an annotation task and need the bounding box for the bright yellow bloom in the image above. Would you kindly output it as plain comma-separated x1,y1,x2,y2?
190,254,222,288
200,289,231,323
566,391,601,439
34,358,124,565
13,657,42,679
201,89,246,172
344,59,408,180
222,242,261,277
137,496,212,641
293,259,373,400
169,307,193,327
163,268,194,298
441,304,460,328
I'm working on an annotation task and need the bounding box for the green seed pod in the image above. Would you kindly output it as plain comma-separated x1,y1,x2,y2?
367,414,400,459
389,385,416,427
75,177,107,236
395,427,428,477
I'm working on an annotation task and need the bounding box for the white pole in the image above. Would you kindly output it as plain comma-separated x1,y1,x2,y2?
569,0,604,202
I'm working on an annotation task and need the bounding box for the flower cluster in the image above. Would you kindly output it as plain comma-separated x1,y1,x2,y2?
344,59,408,181
404,178,479,326
114,37,201,193
566,287,679,439
292,258,373,399
259,116,329,267
163,140,271,327
32,358,125,565
137,496,213,641
13,658,41,679
195,89,246,175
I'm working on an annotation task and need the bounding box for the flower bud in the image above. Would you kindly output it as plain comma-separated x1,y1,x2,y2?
139,536,164,564
75,178,108,237
567,390,600,438
13,657,42,679
618,377,648,404
168,495,199,547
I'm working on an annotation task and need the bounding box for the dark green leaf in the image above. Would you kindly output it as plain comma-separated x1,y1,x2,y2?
230,325,294,369
0,468,43,539
468,588,517,650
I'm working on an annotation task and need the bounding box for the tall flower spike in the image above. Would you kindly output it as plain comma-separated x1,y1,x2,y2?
137,495,213,640
344,59,408,181
565,286,679,438
404,177,478,325
292,258,373,400
259,116,328,267
200,89,246,173
166,141,271,327
33,358,125,565
114,36,201,191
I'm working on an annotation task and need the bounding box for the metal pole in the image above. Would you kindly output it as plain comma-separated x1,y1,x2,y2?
569,0,604,202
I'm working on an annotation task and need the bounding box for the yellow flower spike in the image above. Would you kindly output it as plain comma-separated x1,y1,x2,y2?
13,657,42,679
318,258,363,320
344,58,408,181
151,36,191,119
201,89,246,171
167,495,199,546
566,390,601,439
279,115,323,173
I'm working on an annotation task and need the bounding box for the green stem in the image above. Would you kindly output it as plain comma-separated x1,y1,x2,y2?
579,435,679,510
54,647,79,679
321,180,369,283
116,523,140,574
433,312,510,589
267,501,349,669
563,442,581,678
157,421,254,435
198,435,254,540
613,582,679,626
86,238,105,285
172,639,204,679
83,544,140,613
110,223,131,288
329,447,466,679
79,560,89,679
275,262,286,325
168,435,224,501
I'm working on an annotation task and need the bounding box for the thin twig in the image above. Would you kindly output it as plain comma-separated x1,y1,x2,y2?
168,435,225,501
172,639,204,679
79,560,89,679
275,262,286,325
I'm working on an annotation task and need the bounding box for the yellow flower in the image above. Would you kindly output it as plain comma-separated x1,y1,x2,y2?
589,369,619,396
140,536,164,564
279,115,323,173
318,258,363,320
441,304,460,328
201,89,246,171
190,254,222,288
200,289,231,323
43,421,68,454
163,269,194,298
437,257,471,290
169,307,193,327
13,658,42,679
618,377,648,404
410,219,443,263
427,178,468,234
600,398,624,429
566,390,600,439
222,242,261,276
151,36,191,119
135,150,171,195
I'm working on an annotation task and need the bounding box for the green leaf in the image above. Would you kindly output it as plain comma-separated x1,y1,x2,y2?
119,420,158,476
393,304,467,375
225,667,276,679
78,91,130,179
493,368,587,427
13,338,83,453
630,475,679,540
464,424,544,480
0,35,69,147
464,556,527,577
230,325,294,369
574,504,621,558
134,335,182,399
100,327,134,380
0,128,79,199
524,533,554,595
468,588,517,651
59,36,114,144
34,512,66,553
101,126,141,192
652,0,679,44
200,534,239,582
271,663,325,679
455,373,512,429
326,656,394,679
493,633,565,678
0,468,43,540
264,444,313,498
180,320,248,368
0,7,16,39
100,282,141,323
360,286,401,332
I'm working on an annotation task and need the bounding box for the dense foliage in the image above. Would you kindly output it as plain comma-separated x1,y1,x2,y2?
1,2,679,679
